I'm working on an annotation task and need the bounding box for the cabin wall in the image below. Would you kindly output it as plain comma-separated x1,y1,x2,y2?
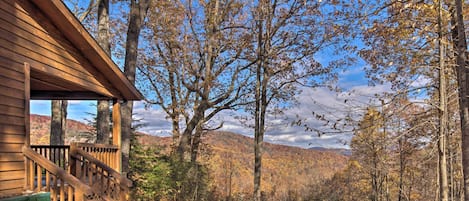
0,0,118,97
0,59,26,196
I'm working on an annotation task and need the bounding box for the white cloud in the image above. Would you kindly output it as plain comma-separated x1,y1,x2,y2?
68,100,84,105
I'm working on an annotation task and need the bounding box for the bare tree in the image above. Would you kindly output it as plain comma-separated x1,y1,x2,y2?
140,0,255,162
451,0,469,199
121,0,151,174
50,100,67,145
96,0,111,144
250,0,339,199
437,0,449,199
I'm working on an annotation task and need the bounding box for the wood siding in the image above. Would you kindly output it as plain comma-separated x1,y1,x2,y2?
0,64,25,197
0,0,120,98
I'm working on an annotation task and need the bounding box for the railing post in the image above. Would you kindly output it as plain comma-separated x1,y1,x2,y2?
70,143,77,177
23,63,31,191
24,156,30,191
75,191,84,201
120,188,126,201
112,99,122,172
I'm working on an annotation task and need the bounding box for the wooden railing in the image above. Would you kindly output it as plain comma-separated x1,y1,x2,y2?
70,147,131,201
31,143,119,171
23,146,94,201
30,145,70,170
73,143,119,170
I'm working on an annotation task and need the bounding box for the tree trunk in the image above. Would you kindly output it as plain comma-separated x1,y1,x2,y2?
254,2,270,200
169,70,180,147
190,120,204,163
451,0,469,200
253,14,263,201
96,0,111,144
177,104,205,160
398,137,405,201
121,0,150,174
50,100,67,145
438,0,449,200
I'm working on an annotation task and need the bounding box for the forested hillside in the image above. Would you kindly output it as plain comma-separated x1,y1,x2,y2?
137,131,348,200
30,114,93,144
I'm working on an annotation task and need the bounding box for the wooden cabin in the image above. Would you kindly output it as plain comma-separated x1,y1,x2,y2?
0,0,142,200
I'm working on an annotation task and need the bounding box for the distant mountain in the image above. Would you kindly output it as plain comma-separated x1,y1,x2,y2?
30,114,93,144
309,146,352,156
137,131,349,199
30,115,349,199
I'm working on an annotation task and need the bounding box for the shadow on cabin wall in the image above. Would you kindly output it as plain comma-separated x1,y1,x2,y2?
0,0,26,198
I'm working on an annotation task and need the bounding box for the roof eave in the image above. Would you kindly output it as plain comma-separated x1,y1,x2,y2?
30,0,143,100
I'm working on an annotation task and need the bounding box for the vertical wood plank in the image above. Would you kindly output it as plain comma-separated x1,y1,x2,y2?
112,99,122,172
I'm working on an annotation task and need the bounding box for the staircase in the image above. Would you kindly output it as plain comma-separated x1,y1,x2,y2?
23,144,131,201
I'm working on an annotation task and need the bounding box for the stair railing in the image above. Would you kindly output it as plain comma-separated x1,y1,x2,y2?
73,143,119,170
70,145,132,201
23,146,94,201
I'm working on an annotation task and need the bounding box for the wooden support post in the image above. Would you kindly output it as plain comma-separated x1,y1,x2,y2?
24,62,30,146
112,99,122,172
24,62,31,190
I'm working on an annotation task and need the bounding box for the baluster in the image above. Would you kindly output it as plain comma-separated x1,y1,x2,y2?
55,147,59,168
105,149,109,166
101,148,104,165
110,151,115,170
51,175,57,201
47,147,51,162
65,148,69,170
99,167,104,190
120,185,126,201
29,160,34,190
60,147,63,168
67,185,73,201
106,171,111,198
77,157,83,181
96,148,99,161
45,171,50,192
58,147,61,168
88,162,93,186
75,190,84,201
52,147,55,166
60,179,65,201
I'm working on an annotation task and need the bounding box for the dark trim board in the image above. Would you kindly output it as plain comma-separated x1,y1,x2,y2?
31,91,111,100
